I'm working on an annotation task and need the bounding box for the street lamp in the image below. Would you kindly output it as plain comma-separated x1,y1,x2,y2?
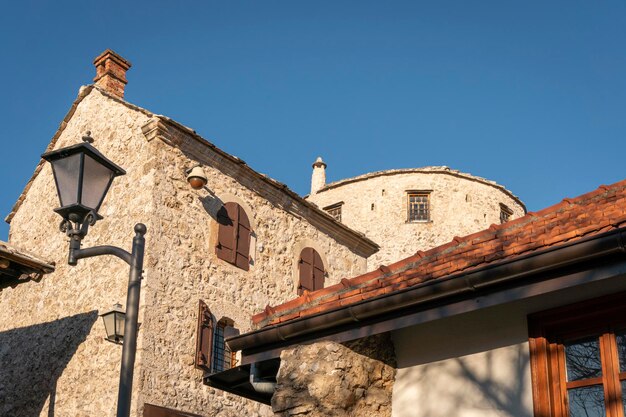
101,303,126,344
42,133,146,417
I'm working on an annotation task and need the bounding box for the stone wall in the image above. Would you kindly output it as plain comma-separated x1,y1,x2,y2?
3,86,155,417
307,169,525,269
135,116,371,416
1,87,371,416
272,334,396,417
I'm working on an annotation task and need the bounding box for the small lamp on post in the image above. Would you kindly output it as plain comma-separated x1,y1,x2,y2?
101,303,126,344
42,133,146,417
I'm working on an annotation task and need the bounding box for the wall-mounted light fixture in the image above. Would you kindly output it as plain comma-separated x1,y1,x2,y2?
101,303,126,344
186,165,207,190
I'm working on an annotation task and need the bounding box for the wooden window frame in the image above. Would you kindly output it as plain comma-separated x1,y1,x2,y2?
215,202,252,271
406,190,431,223
195,301,239,375
500,203,513,224
528,292,626,417
323,202,343,223
298,247,325,295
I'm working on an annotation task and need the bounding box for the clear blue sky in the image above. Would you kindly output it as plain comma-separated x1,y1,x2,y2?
1,1,625,241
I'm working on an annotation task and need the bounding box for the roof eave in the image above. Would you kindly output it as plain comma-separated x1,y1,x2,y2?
228,227,626,362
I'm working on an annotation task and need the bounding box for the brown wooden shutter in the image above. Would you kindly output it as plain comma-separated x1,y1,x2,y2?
216,203,237,263
235,205,251,271
312,250,325,291
194,300,214,372
298,248,314,295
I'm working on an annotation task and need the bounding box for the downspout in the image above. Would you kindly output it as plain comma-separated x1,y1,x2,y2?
249,362,276,394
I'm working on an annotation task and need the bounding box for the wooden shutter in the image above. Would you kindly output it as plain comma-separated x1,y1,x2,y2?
312,250,325,291
216,203,237,264
235,205,251,271
298,248,314,294
216,202,251,271
194,300,214,372
298,248,325,294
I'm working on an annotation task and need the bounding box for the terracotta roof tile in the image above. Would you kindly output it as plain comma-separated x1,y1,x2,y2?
251,178,626,329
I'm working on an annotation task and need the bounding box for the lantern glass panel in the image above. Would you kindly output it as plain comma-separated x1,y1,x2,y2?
82,154,115,211
102,310,117,340
50,153,81,207
115,311,125,339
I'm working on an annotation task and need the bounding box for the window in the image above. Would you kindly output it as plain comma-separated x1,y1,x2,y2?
500,204,513,224
407,191,430,222
528,293,626,417
195,300,239,374
216,202,252,271
324,202,343,222
212,318,237,373
298,248,325,295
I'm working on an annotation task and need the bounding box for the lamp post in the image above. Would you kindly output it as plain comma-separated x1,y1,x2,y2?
42,133,146,417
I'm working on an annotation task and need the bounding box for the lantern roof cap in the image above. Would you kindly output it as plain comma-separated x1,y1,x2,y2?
41,141,126,177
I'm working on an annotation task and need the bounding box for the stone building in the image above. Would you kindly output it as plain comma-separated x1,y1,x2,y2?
0,50,378,417
0,49,531,417
226,178,626,417
307,159,525,268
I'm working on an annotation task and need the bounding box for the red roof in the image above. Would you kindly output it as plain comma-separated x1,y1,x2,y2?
252,179,626,328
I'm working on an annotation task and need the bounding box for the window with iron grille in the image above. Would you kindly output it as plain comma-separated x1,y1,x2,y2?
500,204,513,224
195,300,238,375
407,192,430,222
212,318,237,373
323,202,343,222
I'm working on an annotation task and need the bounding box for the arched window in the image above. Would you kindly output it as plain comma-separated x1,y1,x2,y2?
212,318,236,373
298,248,325,295
216,202,252,271
195,300,239,374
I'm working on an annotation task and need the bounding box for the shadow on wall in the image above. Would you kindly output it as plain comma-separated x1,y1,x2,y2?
392,302,533,417
393,346,531,417
0,311,98,416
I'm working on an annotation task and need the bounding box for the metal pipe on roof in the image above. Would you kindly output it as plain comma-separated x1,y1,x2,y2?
228,228,626,357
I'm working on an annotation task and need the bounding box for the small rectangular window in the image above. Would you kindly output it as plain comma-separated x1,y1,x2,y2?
324,202,343,222
407,192,430,222
500,204,513,224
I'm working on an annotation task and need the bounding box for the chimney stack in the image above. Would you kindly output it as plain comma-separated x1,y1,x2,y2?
93,49,131,99
310,157,327,195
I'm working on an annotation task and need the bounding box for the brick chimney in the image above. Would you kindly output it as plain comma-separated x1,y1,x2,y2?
93,49,131,99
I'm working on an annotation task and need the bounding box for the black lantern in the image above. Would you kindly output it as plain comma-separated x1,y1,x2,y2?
100,303,126,344
42,135,126,223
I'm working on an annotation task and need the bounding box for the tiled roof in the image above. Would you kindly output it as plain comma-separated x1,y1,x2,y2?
252,179,626,328
0,240,55,282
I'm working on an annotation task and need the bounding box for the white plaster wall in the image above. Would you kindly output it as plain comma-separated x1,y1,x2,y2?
307,170,525,269
392,304,533,417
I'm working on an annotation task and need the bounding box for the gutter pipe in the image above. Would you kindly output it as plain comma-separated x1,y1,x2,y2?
229,228,626,355
249,362,276,394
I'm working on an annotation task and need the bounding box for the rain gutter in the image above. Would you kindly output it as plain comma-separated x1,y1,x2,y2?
228,227,626,361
